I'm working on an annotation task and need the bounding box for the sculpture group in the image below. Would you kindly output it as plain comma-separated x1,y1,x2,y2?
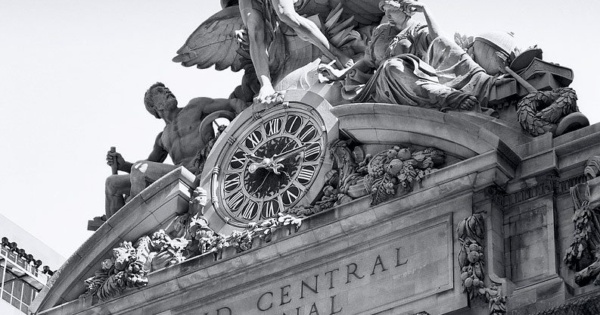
75,2,595,312
90,0,588,227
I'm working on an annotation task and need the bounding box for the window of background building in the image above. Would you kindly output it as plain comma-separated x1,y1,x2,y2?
2,269,38,314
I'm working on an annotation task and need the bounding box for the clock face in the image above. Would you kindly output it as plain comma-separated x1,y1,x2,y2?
215,107,327,226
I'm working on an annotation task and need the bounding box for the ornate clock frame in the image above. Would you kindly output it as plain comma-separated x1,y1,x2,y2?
199,91,339,233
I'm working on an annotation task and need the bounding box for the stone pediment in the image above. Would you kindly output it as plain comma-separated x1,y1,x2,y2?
31,167,196,313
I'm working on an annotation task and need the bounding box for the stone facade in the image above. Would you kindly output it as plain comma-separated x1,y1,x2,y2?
26,1,600,314
28,94,600,314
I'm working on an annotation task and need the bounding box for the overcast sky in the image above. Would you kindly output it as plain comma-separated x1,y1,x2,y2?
1,0,599,261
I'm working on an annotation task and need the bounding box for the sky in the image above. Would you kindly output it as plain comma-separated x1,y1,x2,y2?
1,0,599,261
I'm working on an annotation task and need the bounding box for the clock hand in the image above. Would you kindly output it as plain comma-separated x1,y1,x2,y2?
246,143,316,174
245,153,270,174
271,143,311,164
245,153,264,164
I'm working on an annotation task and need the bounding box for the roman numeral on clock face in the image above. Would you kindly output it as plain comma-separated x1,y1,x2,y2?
298,124,317,142
297,166,315,185
282,185,301,206
223,173,240,192
229,149,247,170
226,191,246,210
265,118,282,136
245,130,263,149
285,115,302,134
304,143,321,162
261,200,280,219
240,201,258,220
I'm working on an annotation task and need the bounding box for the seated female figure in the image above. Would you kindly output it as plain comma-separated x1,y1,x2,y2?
322,0,503,111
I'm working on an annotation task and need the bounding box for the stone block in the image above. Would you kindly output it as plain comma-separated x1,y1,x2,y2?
176,267,211,290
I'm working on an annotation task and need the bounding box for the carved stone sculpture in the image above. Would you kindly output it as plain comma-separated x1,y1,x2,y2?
83,202,303,301
174,1,384,104
585,156,600,180
320,0,498,111
97,83,246,227
287,142,446,217
565,183,600,286
457,214,507,315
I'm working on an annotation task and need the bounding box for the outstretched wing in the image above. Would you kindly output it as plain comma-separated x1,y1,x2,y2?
173,6,246,72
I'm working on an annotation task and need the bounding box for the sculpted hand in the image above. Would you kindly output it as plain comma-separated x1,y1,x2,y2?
403,0,426,14
318,62,349,82
106,151,126,172
254,85,285,106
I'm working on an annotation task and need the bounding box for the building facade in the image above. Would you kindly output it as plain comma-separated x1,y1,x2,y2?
1,215,64,315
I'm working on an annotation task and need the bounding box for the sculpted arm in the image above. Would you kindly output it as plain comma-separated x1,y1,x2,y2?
146,132,169,163
318,50,376,82
187,97,247,115
405,1,441,40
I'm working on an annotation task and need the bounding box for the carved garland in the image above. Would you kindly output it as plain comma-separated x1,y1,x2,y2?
82,210,302,301
516,87,578,137
457,214,507,314
287,142,446,217
564,182,600,286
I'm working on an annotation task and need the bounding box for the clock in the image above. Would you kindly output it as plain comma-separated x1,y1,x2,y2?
199,91,338,230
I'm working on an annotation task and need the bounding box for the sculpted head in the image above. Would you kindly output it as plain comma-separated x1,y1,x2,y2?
379,0,416,28
144,82,178,119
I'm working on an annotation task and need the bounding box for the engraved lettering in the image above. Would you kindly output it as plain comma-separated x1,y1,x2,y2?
300,275,319,299
371,255,388,275
329,295,343,315
283,307,301,315
396,248,408,267
345,263,364,284
216,307,232,315
308,303,320,315
324,268,339,290
280,284,292,306
257,291,273,311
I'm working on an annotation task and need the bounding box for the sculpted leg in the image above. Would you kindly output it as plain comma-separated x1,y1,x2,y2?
130,161,178,197
105,175,131,218
239,0,277,104
371,57,477,110
271,0,350,67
